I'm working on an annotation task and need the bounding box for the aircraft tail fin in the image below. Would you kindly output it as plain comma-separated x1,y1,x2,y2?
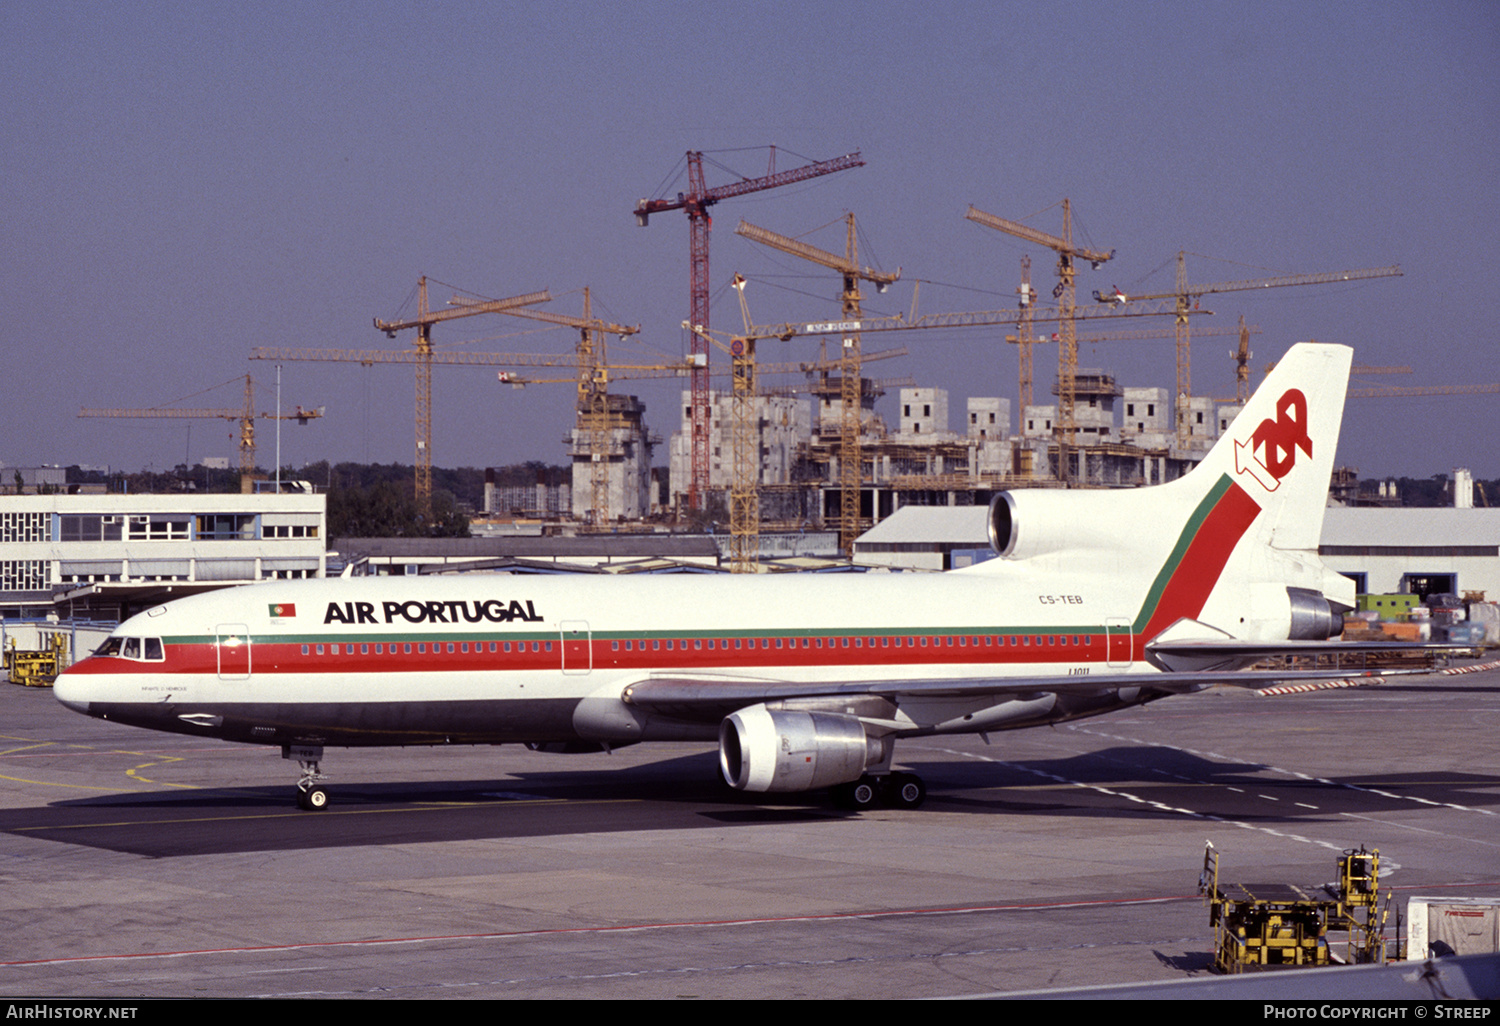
1183,341,1351,552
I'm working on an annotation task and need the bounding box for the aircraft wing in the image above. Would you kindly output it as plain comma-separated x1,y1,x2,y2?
621,662,1440,726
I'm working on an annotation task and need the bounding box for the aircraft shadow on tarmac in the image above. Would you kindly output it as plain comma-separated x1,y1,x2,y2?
4,744,1496,858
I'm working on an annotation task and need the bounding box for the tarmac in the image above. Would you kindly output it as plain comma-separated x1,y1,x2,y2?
1,663,1497,999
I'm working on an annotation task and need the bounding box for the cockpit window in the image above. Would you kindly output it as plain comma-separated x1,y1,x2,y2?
94,636,165,661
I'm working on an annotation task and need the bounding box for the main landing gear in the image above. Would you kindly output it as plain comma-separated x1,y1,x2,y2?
284,744,330,812
832,771,926,811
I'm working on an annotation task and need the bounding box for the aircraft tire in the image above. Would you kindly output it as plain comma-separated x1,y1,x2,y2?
889,772,926,810
300,786,329,812
834,777,880,811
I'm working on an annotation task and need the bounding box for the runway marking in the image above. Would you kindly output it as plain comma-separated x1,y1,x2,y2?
0,893,1191,970
0,746,206,793
125,753,196,788
928,743,1398,865
1069,724,1498,820
0,773,142,792
257,931,1212,997
0,741,57,756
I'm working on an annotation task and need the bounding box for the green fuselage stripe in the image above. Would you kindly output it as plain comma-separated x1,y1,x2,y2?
1130,474,1234,634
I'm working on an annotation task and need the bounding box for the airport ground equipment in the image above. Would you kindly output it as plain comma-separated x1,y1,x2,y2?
4,633,68,687
1200,842,1390,973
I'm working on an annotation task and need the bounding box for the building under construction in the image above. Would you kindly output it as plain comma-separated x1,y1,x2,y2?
657,371,1223,536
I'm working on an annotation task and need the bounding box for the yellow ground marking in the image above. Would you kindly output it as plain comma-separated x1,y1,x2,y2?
125,753,197,788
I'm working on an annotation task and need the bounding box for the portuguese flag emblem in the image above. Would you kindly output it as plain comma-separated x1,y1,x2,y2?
269,603,297,618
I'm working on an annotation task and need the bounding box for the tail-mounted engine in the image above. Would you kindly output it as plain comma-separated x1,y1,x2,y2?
1287,586,1342,640
987,488,1156,561
719,704,890,793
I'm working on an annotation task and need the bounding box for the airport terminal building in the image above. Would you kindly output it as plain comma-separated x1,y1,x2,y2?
1,492,327,622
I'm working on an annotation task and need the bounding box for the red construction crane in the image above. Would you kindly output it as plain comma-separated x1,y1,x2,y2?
634,147,864,511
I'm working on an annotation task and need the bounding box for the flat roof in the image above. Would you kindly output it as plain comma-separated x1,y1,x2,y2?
334,535,722,559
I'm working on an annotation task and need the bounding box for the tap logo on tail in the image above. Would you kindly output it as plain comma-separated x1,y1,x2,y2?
1234,388,1311,492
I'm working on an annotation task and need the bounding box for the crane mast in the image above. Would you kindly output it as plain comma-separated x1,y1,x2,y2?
967,201,1114,482
368,279,550,515
736,215,900,556
635,148,864,513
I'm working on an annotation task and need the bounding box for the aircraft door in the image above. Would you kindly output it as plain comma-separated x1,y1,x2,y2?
1106,618,1132,668
560,620,591,675
216,623,252,680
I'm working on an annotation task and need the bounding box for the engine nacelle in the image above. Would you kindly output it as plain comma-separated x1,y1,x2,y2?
987,488,1153,560
719,704,888,793
1287,586,1342,640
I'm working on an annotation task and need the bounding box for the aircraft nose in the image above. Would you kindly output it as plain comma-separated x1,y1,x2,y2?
52,671,91,715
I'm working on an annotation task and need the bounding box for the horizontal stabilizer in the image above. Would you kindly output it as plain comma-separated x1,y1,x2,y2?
1148,637,1473,674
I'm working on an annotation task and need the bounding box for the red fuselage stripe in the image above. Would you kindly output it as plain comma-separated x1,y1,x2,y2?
1135,480,1262,654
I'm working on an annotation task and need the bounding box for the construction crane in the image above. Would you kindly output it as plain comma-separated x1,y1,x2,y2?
252,280,548,516
1122,255,1403,444
80,374,323,492
1349,382,1500,399
736,215,900,556
683,285,761,571
450,287,643,525
746,294,1185,342
372,278,550,513
1015,256,1038,412
635,147,865,514
967,200,1114,482
1260,352,1489,399
1010,321,1262,408
1231,315,1254,402
681,277,911,572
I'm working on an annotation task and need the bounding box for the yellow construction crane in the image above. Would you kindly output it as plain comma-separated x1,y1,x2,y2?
735,215,900,556
1349,382,1500,399
1010,320,1262,407
1122,255,1403,444
967,200,1114,481
370,278,552,514
251,280,548,515
1231,315,1254,402
452,287,643,526
677,274,769,571
80,374,323,492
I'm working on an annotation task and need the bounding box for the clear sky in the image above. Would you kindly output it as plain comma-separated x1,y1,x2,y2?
4,0,1496,482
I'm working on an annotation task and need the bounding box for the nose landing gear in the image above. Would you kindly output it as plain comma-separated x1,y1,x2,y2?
284,743,330,811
